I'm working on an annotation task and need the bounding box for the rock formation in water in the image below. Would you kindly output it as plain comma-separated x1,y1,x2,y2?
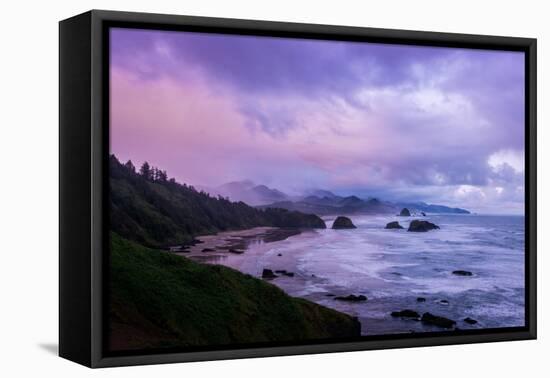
385,221,404,229
332,216,357,229
421,312,456,328
391,309,420,318
408,220,440,232
334,294,367,302
262,269,277,279
275,270,295,277
452,270,473,276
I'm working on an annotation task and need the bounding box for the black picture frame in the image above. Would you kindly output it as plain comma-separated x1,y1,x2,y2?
59,9,537,368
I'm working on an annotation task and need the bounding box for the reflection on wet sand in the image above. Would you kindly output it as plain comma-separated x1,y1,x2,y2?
175,227,301,264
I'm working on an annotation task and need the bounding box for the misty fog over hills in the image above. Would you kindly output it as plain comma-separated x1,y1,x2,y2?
202,180,470,216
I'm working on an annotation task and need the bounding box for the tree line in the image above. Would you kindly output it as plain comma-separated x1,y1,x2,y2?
123,159,172,184
109,154,326,248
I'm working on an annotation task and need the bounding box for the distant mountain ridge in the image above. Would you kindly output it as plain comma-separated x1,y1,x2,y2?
396,202,470,215
143,171,469,222
258,190,469,216
305,189,339,199
206,180,289,206
210,183,469,215
259,195,398,216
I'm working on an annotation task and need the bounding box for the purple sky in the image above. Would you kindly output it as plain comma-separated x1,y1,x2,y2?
110,28,525,214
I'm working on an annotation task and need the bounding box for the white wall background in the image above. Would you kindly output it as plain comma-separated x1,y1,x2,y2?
0,0,546,376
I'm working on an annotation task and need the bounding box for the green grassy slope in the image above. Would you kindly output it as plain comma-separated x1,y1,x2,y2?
109,234,361,351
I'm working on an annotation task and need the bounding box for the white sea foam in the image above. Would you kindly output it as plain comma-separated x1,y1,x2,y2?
203,213,525,334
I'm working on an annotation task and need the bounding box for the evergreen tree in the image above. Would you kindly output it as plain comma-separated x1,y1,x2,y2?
139,162,151,180
158,170,168,182
124,160,136,173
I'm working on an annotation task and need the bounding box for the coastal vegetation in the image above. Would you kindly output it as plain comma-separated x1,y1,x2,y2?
109,233,361,350
110,155,325,249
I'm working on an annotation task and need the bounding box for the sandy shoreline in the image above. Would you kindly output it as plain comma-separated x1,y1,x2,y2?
175,226,373,330
170,213,525,336
175,227,300,262
176,226,323,282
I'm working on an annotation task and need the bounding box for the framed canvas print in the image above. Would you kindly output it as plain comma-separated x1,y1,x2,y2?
59,10,537,368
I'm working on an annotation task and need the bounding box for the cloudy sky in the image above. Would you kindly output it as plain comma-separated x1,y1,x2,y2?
110,28,525,214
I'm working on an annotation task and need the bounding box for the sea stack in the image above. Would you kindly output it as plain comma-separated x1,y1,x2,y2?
399,208,411,216
408,220,440,232
332,216,357,229
385,221,404,229
452,270,473,276
421,313,456,329
391,309,420,318
334,294,367,302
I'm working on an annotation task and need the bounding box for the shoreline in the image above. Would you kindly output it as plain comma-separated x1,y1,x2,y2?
176,227,302,257
174,214,525,336
111,233,361,351
176,226,380,334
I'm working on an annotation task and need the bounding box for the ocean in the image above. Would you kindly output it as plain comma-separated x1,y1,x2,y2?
188,213,525,335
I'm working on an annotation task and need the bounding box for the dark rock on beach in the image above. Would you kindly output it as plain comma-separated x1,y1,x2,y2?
188,238,204,246
334,294,367,302
201,248,216,253
421,212,426,216
416,297,427,302
421,312,456,329
452,270,473,276
332,216,357,229
262,269,277,279
408,220,440,232
277,253,282,257
228,248,245,254
391,310,420,318
399,208,411,217
385,221,404,229
464,317,478,325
